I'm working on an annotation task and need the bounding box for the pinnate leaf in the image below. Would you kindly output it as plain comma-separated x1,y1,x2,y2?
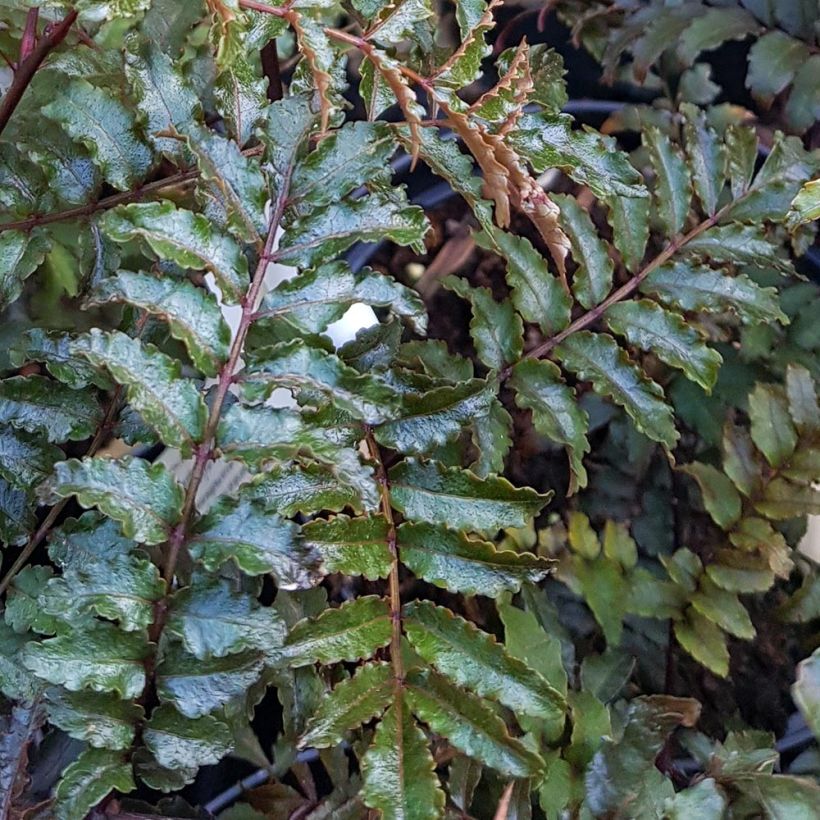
39,456,183,545
389,458,552,533
87,271,231,377
404,600,565,721
300,661,394,749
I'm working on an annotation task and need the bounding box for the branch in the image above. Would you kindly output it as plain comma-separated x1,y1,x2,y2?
0,9,78,137
0,146,263,234
499,209,724,379
364,430,405,691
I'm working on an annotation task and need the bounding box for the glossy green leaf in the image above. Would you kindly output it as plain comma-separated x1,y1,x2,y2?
510,359,590,493
300,661,394,748
258,261,426,335
156,646,265,719
40,549,165,632
404,600,565,720
144,704,233,769
554,331,679,448
681,102,724,216
786,364,819,433
399,522,553,597
167,579,286,660
23,621,149,699
100,201,248,303
788,178,820,228
0,478,33,548
87,271,231,377
748,384,798,467
0,375,102,443
242,340,401,424
361,700,445,820
746,30,808,106
376,379,494,455
640,262,787,325
38,456,183,545
442,276,524,369
474,227,571,335
189,497,319,586
183,122,268,241
406,668,544,778
643,127,691,237
691,577,755,640
278,192,427,269
277,596,392,667
681,462,742,529
43,79,152,191
9,329,109,390
607,190,650,273
302,515,392,581
390,458,552,533
792,648,820,741
0,426,61,490
685,224,793,274
5,566,57,634
0,230,50,311
674,608,729,677
553,194,614,309
46,688,143,750
53,747,135,820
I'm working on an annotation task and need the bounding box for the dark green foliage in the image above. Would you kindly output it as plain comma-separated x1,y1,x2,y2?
0,1,818,818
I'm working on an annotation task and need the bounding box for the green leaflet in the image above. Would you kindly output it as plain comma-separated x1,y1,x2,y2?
748,384,798,468
124,44,201,162
681,463,742,530
605,300,722,391
793,649,820,741
509,359,590,494
189,497,320,587
100,201,248,303
42,79,152,191
0,230,50,311
0,427,61,490
361,700,445,820
301,516,393,580
375,379,495,455
554,331,679,449
674,608,729,678
640,262,787,325
22,620,149,699
9,329,110,390
685,224,793,274
0,478,36,547
607,191,649,273
511,113,647,200
474,226,571,335
442,276,524,370
144,704,233,770
681,102,725,217
691,578,755,640
86,271,231,377
406,668,545,778
290,121,396,211
166,579,286,660
45,688,143,750
40,549,165,632
72,330,206,454
553,194,614,309
39,456,183,545
788,178,820,228
277,596,392,667
300,661,394,748
182,123,268,242
643,127,692,237
277,191,428,269
5,566,58,634
156,646,265,719
786,365,819,434
389,458,552,534
398,522,553,597
242,340,401,424
242,461,373,516
0,376,102,442
258,261,427,335
214,52,270,147
53,747,135,820
470,396,513,478
403,600,566,721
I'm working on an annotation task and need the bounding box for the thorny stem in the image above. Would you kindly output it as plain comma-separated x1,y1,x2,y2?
364,429,405,690
499,208,725,379
0,146,264,234
0,9,78,137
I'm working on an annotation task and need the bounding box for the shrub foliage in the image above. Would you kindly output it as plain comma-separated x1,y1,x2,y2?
0,0,819,817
